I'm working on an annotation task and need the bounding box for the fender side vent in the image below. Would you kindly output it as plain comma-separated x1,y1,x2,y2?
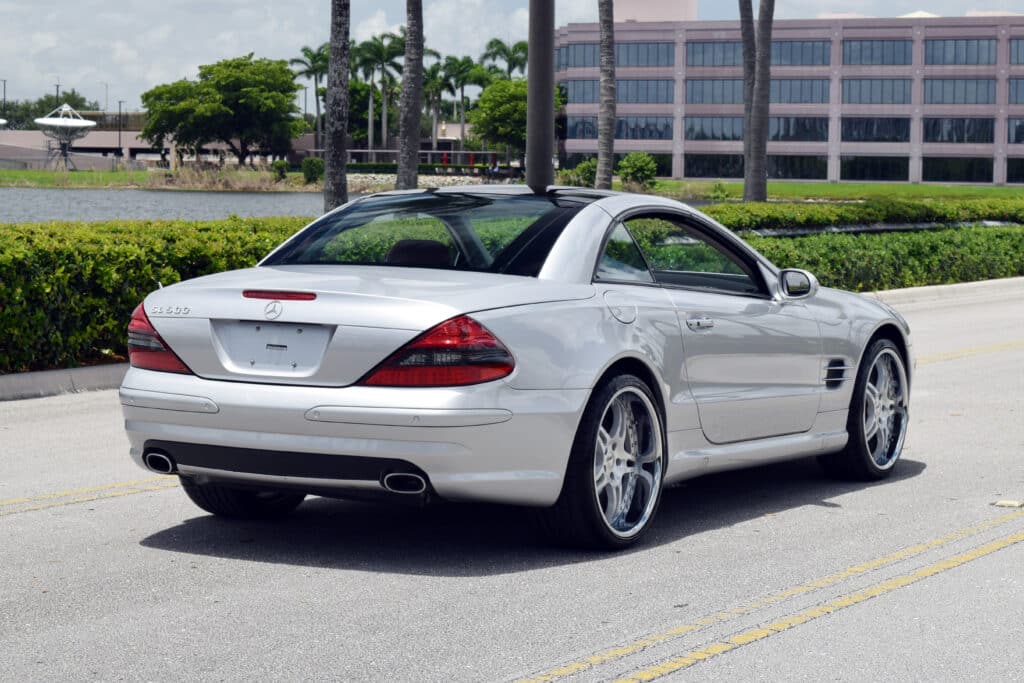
824,359,853,390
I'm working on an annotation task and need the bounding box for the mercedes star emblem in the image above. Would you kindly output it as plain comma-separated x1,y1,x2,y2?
264,301,283,320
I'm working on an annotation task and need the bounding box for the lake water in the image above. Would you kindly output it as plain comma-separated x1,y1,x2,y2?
0,187,327,223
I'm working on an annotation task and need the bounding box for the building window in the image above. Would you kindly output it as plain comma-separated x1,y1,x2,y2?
686,79,744,104
922,118,995,144
771,79,830,103
772,41,831,66
769,117,829,142
687,42,743,67
922,157,993,182
924,39,997,65
616,116,674,139
685,116,744,141
841,118,911,142
564,80,597,103
842,40,913,65
618,79,675,103
557,43,598,70
924,79,996,104
841,156,910,181
1011,80,1024,105
842,79,912,104
617,42,675,67
566,116,597,139
1008,159,1024,183
1012,40,1024,65
684,154,744,178
768,155,828,179
1010,119,1024,145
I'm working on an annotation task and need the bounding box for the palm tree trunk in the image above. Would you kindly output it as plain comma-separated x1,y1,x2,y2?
431,100,438,151
314,74,322,151
324,0,350,211
368,80,375,163
596,0,616,190
740,0,774,202
459,85,466,151
381,79,388,154
397,0,424,189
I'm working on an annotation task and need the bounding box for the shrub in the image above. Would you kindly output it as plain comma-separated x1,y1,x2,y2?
617,152,658,190
301,157,325,183
555,158,598,187
271,159,289,182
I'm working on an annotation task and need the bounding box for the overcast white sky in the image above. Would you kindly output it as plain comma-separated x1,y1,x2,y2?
0,0,1019,111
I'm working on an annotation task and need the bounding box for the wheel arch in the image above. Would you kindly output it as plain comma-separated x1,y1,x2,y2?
863,322,912,388
591,355,667,421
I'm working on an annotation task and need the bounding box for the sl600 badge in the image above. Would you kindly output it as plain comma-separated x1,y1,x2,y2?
150,305,191,315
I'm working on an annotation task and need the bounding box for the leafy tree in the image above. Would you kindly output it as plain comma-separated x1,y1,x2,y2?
356,33,404,154
481,38,528,78
740,0,775,201
443,55,477,150
617,151,657,189
471,79,565,161
324,0,351,211
140,54,302,166
423,62,455,150
2,90,100,129
291,43,329,151
596,0,616,189
397,0,425,190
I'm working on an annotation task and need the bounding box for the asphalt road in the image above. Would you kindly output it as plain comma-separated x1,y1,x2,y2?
2,291,1023,682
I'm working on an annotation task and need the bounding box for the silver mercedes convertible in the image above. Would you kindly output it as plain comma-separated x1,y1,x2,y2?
120,186,911,549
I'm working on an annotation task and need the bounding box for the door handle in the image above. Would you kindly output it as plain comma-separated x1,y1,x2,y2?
686,316,715,331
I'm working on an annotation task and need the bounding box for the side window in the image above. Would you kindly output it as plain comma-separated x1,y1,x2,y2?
624,216,762,295
596,224,655,283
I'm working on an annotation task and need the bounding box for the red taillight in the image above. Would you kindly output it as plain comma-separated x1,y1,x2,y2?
360,315,515,387
243,290,317,301
127,303,193,374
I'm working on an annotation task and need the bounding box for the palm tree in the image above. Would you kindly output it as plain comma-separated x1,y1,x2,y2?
740,0,775,201
596,0,615,189
290,43,330,151
324,1,350,211
397,0,424,190
481,38,528,78
443,55,478,150
357,34,403,158
423,62,455,151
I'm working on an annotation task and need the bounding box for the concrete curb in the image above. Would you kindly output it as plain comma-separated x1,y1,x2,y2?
2,277,1022,403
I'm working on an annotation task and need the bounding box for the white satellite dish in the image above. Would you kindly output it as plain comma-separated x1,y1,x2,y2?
34,104,97,170
0,119,7,126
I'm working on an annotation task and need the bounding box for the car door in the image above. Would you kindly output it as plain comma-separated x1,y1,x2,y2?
621,212,822,444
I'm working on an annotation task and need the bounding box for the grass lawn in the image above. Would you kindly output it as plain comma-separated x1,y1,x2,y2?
647,179,1024,201
0,168,152,188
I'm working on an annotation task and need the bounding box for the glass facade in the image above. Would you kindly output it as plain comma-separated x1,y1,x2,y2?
924,39,997,65
769,155,828,179
1011,80,1024,105
686,79,744,104
566,116,597,139
922,157,993,183
684,154,744,178
924,79,996,104
566,116,673,140
771,41,830,66
563,80,674,104
843,40,913,65
687,41,743,66
1013,40,1024,65
684,116,744,141
922,118,995,144
557,42,675,70
841,118,911,143
840,156,910,181
842,79,912,104
769,117,829,142
1010,119,1024,145
1008,158,1024,183
770,79,830,104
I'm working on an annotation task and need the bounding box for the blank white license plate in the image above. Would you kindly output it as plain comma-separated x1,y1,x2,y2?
212,320,333,373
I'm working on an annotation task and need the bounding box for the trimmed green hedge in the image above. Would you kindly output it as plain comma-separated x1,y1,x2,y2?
1,214,1023,373
703,198,1024,234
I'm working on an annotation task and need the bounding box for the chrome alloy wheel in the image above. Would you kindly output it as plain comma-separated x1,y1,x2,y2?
593,387,664,538
862,348,909,470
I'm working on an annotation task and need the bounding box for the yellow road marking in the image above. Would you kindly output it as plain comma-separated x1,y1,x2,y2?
917,339,1024,366
615,527,1024,682
517,509,1024,683
0,477,179,517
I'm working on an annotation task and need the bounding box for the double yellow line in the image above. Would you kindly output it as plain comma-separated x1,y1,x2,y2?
519,508,1024,683
0,475,179,517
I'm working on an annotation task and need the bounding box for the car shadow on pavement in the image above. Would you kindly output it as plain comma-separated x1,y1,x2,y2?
140,457,926,576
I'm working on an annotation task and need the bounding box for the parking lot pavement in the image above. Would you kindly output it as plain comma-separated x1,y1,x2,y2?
1,283,1022,681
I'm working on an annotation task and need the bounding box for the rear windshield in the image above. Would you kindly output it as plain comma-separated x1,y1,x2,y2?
262,192,589,277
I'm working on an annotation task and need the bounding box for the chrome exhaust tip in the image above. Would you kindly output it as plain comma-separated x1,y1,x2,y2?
144,451,176,474
382,472,427,495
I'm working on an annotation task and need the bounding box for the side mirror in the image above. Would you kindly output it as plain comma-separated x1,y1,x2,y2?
779,268,819,300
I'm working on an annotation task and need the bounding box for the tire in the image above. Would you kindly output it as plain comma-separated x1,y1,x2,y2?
540,374,666,550
820,339,909,481
180,477,306,519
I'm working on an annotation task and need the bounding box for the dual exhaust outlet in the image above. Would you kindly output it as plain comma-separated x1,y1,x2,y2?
142,451,427,495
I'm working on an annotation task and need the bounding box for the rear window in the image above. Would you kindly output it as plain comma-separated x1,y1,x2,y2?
262,193,589,277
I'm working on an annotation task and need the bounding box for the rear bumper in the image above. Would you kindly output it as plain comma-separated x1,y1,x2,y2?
120,367,588,506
